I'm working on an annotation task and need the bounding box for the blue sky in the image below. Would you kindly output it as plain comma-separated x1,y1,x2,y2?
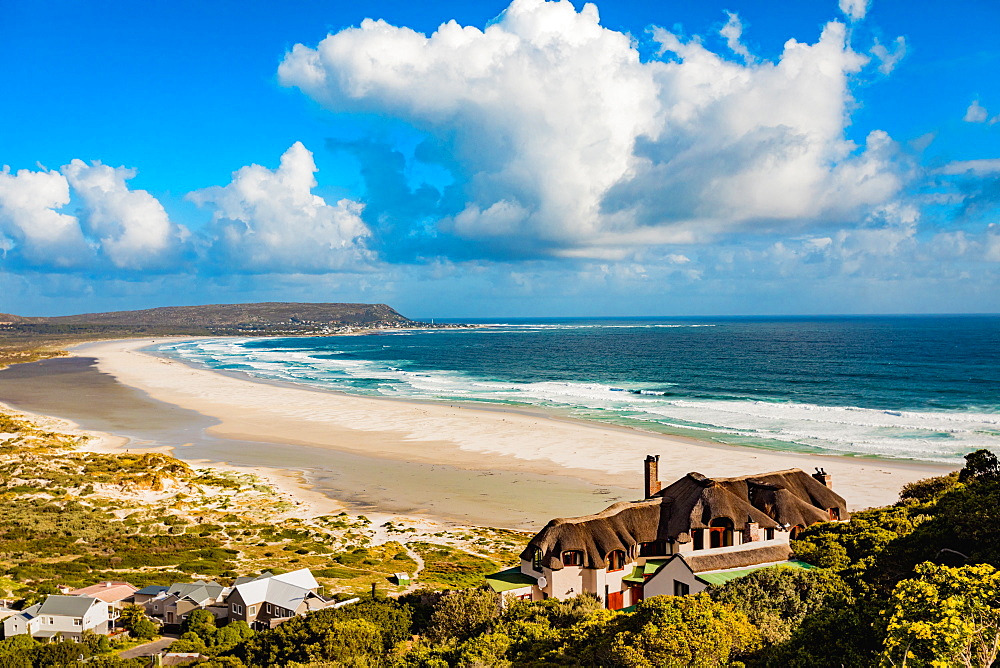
0,0,997,318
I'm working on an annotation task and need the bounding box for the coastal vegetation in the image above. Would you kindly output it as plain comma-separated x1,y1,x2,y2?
2,406,999,665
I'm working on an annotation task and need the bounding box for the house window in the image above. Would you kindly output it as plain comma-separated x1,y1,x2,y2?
517,593,532,601
709,517,734,548
790,525,805,540
765,528,775,540
266,604,272,614
639,540,668,556
232,604,243,615
153,604,159,611
73,618,82,626
673,580,690,596
531,547,543,572
606,550,626,572
828,507,841,520
561,550,583,566
692,530,704,550
249,606,257,616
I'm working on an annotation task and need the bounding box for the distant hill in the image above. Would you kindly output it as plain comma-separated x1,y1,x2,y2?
0,302,417,338
0,302,435,368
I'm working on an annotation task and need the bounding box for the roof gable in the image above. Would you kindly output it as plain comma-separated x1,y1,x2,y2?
37,595,101,617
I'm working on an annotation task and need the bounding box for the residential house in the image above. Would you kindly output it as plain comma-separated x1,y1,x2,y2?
67,582,137,623
3,595,109,641
225,568,335,630
487,456,847,609
142,581,227,626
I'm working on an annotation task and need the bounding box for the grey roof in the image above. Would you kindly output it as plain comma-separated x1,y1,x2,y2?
168,581,224,603
136,585,170,596
37,595,101,617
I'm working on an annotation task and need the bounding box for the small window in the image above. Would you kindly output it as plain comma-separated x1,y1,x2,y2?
828,507,841,520
531,547,543,572
673,580,690,596
639,540,668,557
249,605,257,615
765,528,775,540
561,550,583,566
73,618,82,626
153,604,159,611
606,550,626,572
266,604,272,614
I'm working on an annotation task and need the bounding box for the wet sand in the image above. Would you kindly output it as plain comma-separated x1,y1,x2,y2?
74,339,955,510
0,355,635,529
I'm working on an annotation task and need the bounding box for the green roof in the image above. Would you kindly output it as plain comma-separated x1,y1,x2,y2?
644,559,669,574
485,567,537,593
696,560,818,586
622,566,645,584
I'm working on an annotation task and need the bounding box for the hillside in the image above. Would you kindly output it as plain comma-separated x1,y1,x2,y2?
10,302,411,329
0,302,423,367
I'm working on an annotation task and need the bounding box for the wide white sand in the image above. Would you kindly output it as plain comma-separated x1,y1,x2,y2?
69,338,955,512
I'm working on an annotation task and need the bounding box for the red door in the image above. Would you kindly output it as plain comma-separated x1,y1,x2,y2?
630,585,644,605
607,591,624,610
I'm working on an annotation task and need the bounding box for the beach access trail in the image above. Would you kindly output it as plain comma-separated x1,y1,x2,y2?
72,338,952,513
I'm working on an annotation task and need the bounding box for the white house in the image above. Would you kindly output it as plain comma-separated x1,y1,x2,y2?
487,457,847,609
3,595,109,641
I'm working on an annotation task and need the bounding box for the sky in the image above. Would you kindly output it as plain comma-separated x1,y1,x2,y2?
0,0,998,318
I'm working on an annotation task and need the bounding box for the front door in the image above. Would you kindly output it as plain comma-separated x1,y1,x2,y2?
630,584,644,605
607,591,624,610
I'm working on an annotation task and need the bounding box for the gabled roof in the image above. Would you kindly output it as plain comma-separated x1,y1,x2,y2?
229,568,320,609
168,581,224,604
68,582,137,603
522,467,848,570
136,585,170,596
37,595,103,617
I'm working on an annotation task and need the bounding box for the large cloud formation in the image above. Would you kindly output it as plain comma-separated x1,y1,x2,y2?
190,142,372,273
0,162,184,271
279,0,903,259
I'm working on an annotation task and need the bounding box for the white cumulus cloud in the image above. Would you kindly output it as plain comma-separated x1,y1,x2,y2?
964,100,989,123
190,142,373,273
62,160,184,269
871,36,906,74
279,0,904,259
839,0,871,21
0,166,91,268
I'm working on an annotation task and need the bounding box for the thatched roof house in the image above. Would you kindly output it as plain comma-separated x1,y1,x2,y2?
521,467,847,570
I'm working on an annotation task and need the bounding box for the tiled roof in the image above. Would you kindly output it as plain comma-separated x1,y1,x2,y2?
68,582,137,603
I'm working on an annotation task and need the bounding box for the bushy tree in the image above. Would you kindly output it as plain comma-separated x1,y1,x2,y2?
236,598,411,666
711,566,853,645
426,588,499,642
881,562,1000,667
608,594,761,667
119,604,158,640
959,449,1000,483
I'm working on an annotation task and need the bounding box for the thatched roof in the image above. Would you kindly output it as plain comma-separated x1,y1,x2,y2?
683,543,794,573
521,468,848,570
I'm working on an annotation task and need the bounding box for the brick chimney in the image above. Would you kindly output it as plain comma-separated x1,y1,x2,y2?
812,467,832,488
644,455,661,498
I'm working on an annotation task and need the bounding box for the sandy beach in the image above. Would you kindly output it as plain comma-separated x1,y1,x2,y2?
59,337,953,515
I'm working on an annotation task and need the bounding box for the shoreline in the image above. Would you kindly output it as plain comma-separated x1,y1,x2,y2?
68,337,952,512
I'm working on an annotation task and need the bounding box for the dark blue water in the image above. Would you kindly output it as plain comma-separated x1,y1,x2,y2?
154,316,1000,463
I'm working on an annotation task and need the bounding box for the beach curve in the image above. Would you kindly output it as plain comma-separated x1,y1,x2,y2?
71,337,955,512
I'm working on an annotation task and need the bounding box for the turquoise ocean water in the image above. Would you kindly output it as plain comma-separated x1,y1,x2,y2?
152,316,1000,464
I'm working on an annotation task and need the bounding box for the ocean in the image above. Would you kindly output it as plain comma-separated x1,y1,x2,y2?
152,315,1000,464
